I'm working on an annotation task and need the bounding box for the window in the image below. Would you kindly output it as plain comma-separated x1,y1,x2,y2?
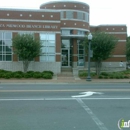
77,40,85,66
0,32,12,61
60,11,64,19
85,12,89,22
77,12,83,20
66,11,73,19
40,33,55,62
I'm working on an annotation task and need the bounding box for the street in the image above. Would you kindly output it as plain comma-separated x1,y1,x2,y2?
0,83,130,130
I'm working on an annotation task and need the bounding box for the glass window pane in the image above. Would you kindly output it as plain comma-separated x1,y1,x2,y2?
62,39,70,48
4,32,12,39
6,55,12,61
0,32,2,39
41,41,46,46
0,46,2,53
40,55,47,61
79,50,84,54
48,55,55,62
78,57,84,66
48,47,55,53
0,40,2,45
4,40,12,46
49,34,55,40
3,55,6,61
41,47,47,52
40,34,46,40
48,41,55,46
0,55,2,61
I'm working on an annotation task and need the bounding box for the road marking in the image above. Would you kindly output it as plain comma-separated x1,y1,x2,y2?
0,89,130,92
0,97,130,101
76,98,108,130
72,91,103,98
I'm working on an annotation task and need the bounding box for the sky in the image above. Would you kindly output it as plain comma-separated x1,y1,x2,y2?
0,0,129,36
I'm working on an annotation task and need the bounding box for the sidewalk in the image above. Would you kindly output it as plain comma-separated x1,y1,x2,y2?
0,75,130,84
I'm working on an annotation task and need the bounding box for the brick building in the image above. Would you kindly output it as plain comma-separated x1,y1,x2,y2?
0,0,127,74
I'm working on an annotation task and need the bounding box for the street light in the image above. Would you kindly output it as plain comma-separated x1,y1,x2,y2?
87,33,92,81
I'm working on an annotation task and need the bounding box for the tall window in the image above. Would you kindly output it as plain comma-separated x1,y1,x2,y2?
0,32,12,61
66,11,73,19
77,40,85,66
77,12,83,20
40,33,55,62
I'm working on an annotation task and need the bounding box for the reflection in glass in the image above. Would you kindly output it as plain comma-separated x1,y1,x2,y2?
62,50,68,66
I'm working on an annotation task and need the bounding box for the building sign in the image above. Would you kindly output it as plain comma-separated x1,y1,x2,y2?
0,23,59,31
0,24,58,29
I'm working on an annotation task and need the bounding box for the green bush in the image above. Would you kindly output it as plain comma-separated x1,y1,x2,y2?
100,72,109,76
79,72,87,77
115,76,120,79
13,73,23,78
33,73,42,78
43,71,54,76
3,73,12,79
104,76,108,79
98,75,103,79
24,73,33,78
42,73,52,79
124,76,129,78
109,76,114,79
0,73,4,78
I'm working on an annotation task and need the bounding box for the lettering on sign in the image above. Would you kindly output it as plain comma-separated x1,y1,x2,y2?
0,24,58,29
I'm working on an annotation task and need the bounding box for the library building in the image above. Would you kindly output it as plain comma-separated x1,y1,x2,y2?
0,0,127,74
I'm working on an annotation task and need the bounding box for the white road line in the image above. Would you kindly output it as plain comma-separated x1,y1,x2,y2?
0,97,130,101
76,98,108,130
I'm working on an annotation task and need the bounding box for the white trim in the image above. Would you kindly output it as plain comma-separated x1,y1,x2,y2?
118,40,126,42
0,8,60,12
0,19,60,23
113,55,126,57
107,32,127,34
61,27,89,32
56,53,61,55
59,9,89,13
98,24,126,26
61,18,89,23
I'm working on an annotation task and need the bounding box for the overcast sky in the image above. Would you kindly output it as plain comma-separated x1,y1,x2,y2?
0,0,129,36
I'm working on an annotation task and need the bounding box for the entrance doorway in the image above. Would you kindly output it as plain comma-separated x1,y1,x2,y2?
62,49,70,66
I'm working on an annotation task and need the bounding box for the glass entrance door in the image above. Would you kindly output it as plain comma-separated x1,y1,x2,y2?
62,49,69,66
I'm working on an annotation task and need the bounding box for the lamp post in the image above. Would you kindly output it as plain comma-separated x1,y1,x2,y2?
87,33,92,81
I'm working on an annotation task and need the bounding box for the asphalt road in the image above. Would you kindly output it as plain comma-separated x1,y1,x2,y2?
0,83,130,130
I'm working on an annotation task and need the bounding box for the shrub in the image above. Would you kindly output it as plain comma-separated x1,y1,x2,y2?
0,73,4,78
124,76,129,78
104,76,108,79
115,76,120,79
109,76,114,79
3,73,12,79
98,75,103,79
79,72,87,77
33,73,42,78
100,72,109,76
13,73,23,78
43,71,54,76
24,73,32,78
42,73,52,79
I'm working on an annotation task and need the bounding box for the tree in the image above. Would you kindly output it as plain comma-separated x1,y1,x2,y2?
84,32,118,75
12,34,42,72
126,36,130,62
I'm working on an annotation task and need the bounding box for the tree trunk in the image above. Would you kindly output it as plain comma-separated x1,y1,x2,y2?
23,60,30,73
95,61,102,76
